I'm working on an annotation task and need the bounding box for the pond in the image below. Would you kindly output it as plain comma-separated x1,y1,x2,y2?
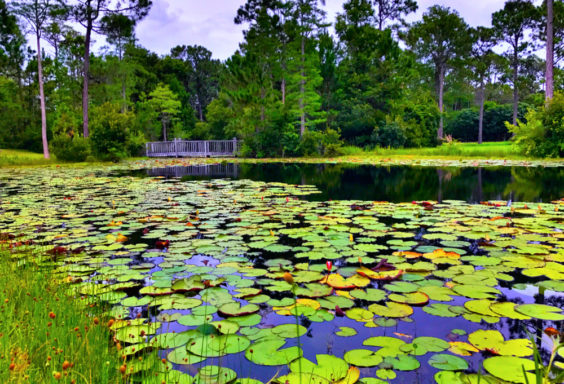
1,160,563,384
136,162,564,203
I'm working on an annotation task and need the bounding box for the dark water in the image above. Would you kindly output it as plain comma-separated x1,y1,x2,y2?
125,163,564,203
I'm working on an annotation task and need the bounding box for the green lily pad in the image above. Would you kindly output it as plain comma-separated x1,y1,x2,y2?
400,337,449,356
219,302,260,317
187,334,251,357
245,338,302,366
369,302,413,318
336,327,357,337
278,354,351,384
514,304,564,321
483,356,536,383
195,365,237,384
428,354,469,371
468,330,532,357
344,349,383,367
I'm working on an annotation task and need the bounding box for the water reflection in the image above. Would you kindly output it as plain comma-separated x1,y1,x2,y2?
139,163,563,203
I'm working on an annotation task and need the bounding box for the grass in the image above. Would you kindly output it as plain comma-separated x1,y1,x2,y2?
0,149,54,167
340,142,533,160
0,245,123,383
2,142,562,169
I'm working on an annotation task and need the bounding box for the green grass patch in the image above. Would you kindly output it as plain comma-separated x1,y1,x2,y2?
0,149,54,167
340,142,531,159
0,246,122,383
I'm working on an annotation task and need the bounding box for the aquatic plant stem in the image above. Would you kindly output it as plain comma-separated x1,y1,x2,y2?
290,283,302,384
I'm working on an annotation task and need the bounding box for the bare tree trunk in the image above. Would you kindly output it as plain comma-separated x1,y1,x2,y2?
512,51,519,126
162,120,167,142
437,66,445,139
478,81,485,144
37,34,49,159
299,36,306,137
546,0,554,101
82,16,93,137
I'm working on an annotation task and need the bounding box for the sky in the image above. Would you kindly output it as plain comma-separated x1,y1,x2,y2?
134,0,540,61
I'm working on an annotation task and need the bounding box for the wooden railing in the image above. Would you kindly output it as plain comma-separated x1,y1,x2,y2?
145,138,242,158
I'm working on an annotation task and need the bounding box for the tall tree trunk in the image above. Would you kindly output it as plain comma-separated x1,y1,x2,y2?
121,81,127,112
119,44,127,113
437,65,445,139
281,77,286,105
162,120,167,142
37,34,49,159
198,101,203,122
82,16,93,137
299,36,306,137
546,0,554,101
260,87,265,129
512,51,519,126
478,81,485,144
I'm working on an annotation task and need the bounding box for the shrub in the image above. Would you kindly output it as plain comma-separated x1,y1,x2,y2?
371,122,406,148
508,93,564,158
445,103,528,142
90,103,135,161
299,128,343,157
390,97,440,147
50,135,90,162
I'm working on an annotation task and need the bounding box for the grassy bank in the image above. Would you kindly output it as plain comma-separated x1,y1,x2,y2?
341,142,529,159
0,149,55,167
0,246,122,383
3,142,562,169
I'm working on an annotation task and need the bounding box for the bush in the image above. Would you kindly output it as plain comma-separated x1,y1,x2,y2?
508,93,564,158
390,96,440,147
50,135,90,162
90,103,135,161
299,128,344,157
371,122,406,148
445,103,528,142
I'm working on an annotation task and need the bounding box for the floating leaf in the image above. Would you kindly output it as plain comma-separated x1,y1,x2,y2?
428,354,468,371
336,327,357,337
514,304,564,321
369,302,413,318
468,330,532,357
483,356,536,383
245,338,302,366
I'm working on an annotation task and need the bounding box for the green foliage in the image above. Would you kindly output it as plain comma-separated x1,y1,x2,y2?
0,249,120,383
49,135,90,162
445,103,528,142
372,122,406,148
90,102,134,161
508,93,564,158
299,128,344,157
390,94,440,147
147,83,182,141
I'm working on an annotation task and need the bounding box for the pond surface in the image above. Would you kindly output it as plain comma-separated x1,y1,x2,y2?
1,161,563,384
134,163,564,203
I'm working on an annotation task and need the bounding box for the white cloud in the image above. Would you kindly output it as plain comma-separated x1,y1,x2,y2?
133,0,543,61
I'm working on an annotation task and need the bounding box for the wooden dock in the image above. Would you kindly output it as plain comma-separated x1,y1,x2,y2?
145,139,241,158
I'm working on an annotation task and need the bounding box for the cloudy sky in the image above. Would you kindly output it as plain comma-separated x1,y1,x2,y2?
134,0,540,60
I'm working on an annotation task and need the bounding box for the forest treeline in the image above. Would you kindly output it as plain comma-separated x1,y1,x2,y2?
0,0,562,160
